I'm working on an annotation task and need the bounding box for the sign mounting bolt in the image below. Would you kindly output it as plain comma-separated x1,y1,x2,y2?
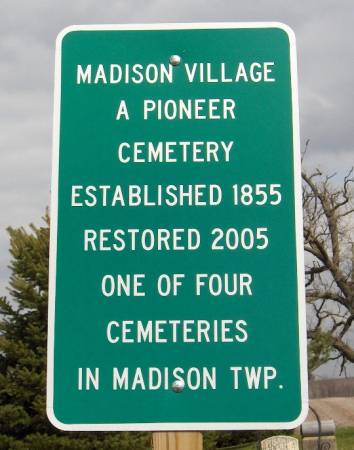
172,379,185,393
169,54,181,66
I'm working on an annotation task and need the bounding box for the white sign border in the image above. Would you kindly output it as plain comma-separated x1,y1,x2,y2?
47,21,308,431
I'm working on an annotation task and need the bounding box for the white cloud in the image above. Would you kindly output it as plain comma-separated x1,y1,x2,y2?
0,0,353,376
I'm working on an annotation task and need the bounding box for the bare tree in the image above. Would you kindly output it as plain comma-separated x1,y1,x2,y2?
302,146,354,374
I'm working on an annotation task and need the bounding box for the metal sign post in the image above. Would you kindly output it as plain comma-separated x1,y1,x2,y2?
48,22,307,433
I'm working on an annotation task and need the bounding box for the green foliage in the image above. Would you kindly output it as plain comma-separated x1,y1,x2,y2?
0,432,150,450
203,432,218,449
308,329,333,372
336,427,354,450
214,430,293,447
0,215,151,448
202,430,295,448
0,216,50,442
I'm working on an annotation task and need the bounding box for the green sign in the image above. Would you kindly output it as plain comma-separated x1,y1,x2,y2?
48,23,308,431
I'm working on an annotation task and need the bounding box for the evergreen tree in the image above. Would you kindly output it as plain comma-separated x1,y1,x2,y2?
0,214,150,449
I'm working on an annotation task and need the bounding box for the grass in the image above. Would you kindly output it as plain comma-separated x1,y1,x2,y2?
336,427,354,450
217,428,354,450
218,443,257,450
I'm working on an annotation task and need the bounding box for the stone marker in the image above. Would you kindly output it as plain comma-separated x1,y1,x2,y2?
301,420,336,437
261,435,299,450
302,436,337,450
